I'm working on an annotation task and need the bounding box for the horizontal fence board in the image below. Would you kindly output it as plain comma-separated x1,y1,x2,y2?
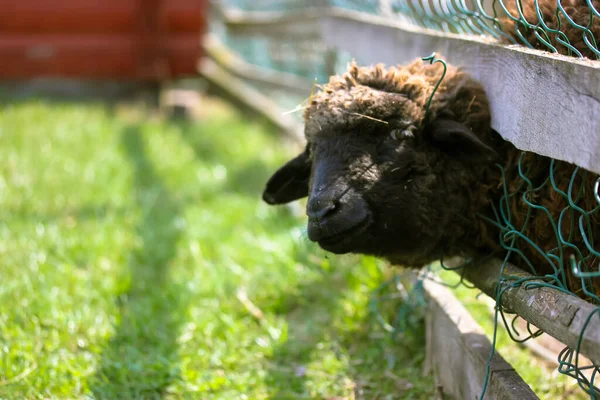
219,7,323,39
463,259,600,366
203,34,314,98
198,57,303,141
0,1,136,34
0,35,201,79
216,5,600,174
0,0,205,34
319,9,600,174
424,277,539,400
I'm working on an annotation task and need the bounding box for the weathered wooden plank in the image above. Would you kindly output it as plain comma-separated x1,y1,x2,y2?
318,9,600,175
462,259,600,366
479,295,598,384
203,34,314,98
218,7,324,39
424,278,539,400
198,58,303,141
215,6,600,172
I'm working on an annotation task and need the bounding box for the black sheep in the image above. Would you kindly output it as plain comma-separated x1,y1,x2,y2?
262,58,600,299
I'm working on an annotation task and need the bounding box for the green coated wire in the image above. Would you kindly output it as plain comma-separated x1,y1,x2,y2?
421,52,447,118
382,0,599,58
476,154,600,399
360,121,600,400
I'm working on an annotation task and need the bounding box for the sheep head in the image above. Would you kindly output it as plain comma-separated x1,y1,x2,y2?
262,58,504,266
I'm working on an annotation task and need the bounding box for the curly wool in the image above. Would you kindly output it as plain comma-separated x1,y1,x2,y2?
304,58,493,142
496,152,600,299
499,0,600,59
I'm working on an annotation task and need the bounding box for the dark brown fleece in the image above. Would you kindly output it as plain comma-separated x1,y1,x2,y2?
496,152,600,299
499,0,600,59
303,58,600,299
305,60,493,140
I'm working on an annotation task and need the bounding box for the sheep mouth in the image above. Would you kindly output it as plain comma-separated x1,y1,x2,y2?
316,218,371,254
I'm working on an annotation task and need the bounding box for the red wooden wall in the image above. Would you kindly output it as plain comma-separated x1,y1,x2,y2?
0,0,208,80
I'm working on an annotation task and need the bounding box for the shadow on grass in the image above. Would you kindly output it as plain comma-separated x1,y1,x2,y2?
91,125,188,399
264,261,352,399
174,120,276,197
265,257,431,399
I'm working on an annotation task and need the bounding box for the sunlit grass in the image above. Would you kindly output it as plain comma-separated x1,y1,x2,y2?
0,99,435,399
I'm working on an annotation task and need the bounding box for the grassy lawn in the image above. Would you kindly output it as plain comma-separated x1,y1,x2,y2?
0,99,435,399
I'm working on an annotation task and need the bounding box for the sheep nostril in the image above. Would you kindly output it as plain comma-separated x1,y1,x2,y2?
307,201,337,221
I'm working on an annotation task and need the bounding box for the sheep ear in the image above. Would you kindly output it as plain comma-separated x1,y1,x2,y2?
428,118,497,158
262,144,311,205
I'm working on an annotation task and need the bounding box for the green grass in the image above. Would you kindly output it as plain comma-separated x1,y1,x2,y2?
0,99,435,399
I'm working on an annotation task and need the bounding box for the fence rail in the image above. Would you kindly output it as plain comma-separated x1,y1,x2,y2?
464,259,600,366
424,277,539,399
220,5,600,176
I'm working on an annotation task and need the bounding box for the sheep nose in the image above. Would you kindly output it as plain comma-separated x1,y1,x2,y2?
306,199,337,221
306,187,370,248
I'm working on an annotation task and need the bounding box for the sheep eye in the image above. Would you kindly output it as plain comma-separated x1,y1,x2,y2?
390,128,414,140
390,129,402,140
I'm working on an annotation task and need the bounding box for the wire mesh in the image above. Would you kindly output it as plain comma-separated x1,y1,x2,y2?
405,151,600,399
332,0,600,59
210,1,349,118
475,152,600,398
218,0,600,85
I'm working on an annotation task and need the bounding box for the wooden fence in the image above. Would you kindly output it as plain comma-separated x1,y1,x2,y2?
208,2,600,398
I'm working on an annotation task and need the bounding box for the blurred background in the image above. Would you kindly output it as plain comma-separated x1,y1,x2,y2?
0,2,430,399
0,1,589,399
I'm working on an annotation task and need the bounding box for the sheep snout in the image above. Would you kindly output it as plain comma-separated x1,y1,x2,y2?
306,188,371,254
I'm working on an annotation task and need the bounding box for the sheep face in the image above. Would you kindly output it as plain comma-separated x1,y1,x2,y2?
262,99,497,266
262,60,500,266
